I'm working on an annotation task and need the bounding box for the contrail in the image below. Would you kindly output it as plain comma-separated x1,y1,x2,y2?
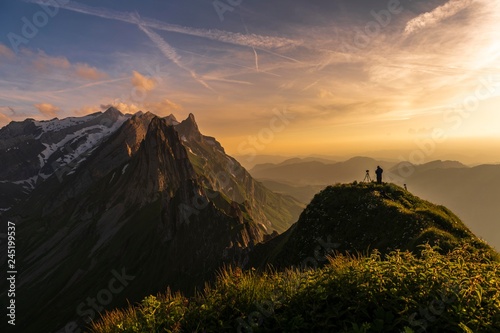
242,20,259,71
203,76,254,85
137,24,214,91
301,80,319,91
50,77,130,93
178,49,281,77
24,0,299,49
253,48,259,71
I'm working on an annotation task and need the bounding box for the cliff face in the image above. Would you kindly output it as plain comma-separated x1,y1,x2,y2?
0,111,302,333
175,113,304,234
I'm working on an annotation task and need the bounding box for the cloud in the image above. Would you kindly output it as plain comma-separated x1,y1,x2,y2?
143,98,182,115
137,24,214,91
0,106,16,116
98,97,181,117
24,0,299,49
74,63,108,80
22,48,108,81
404,0,475,36
131,71,157,91
0,112,11,127
100,102,141,114
34,103,60,118
0,43,15,59
0,106,14,127
32,51,71,71
73,105,101,116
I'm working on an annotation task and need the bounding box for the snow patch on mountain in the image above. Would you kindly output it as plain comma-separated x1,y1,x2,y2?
33,113,100,135
38,117,127,173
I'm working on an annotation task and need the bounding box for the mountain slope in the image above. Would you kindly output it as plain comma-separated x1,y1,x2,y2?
0,108,128,210
0,111,302,333
249,182,496,268
176,114,303,234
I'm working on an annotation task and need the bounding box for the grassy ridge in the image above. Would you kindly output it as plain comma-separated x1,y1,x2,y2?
91,245,500,333
249,182,498,269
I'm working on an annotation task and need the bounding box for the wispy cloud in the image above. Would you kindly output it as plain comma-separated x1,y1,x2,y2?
23,49,108,81
404,0,475,36
31,51,71,71
0,43,15,59
23,0,299,50
48,77,130,94
137,23,214,91
74,63,108,80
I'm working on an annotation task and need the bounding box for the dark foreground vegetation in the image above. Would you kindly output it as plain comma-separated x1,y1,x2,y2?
92,245,500,333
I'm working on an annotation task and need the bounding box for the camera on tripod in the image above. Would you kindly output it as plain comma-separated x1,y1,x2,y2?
363,170,372,182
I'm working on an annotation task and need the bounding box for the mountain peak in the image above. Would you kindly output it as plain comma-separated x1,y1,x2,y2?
252,182,494,268
175,113,201,141
164,114,179,126
103,106,124,118
185,113,198,127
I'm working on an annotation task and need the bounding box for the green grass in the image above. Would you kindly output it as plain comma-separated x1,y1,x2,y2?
254,182,498,269
91,245,500,333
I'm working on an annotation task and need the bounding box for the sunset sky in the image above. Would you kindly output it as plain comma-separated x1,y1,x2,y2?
1,0,499,163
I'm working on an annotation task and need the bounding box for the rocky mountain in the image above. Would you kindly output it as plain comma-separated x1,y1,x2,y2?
249,183,496,269
0,109,303,333
0,108,129,211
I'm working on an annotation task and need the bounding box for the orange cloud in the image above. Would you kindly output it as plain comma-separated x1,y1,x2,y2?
144,98,182,116
74,63,108,80
131,71,157,92
73,105,101,116
34,103,60,118
101,102,141,114
0,111,11,128
32,52,71,71
0,43,15,60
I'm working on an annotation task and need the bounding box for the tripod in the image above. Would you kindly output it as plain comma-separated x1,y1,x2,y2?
363,170,372,183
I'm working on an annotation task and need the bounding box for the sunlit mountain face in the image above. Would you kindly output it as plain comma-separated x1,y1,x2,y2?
1,0,500,163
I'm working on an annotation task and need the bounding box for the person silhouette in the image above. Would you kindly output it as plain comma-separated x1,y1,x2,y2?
375,166,383,184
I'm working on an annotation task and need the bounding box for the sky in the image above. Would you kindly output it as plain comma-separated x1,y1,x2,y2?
1,0,499,164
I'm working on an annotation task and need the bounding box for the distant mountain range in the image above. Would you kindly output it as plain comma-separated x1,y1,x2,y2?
249,156,397,186
248,158,500,251
0,109,303,333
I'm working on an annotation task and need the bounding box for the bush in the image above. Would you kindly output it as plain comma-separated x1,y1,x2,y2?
91,245,500,333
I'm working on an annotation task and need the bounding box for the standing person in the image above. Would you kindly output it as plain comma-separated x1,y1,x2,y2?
375,166,383,184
